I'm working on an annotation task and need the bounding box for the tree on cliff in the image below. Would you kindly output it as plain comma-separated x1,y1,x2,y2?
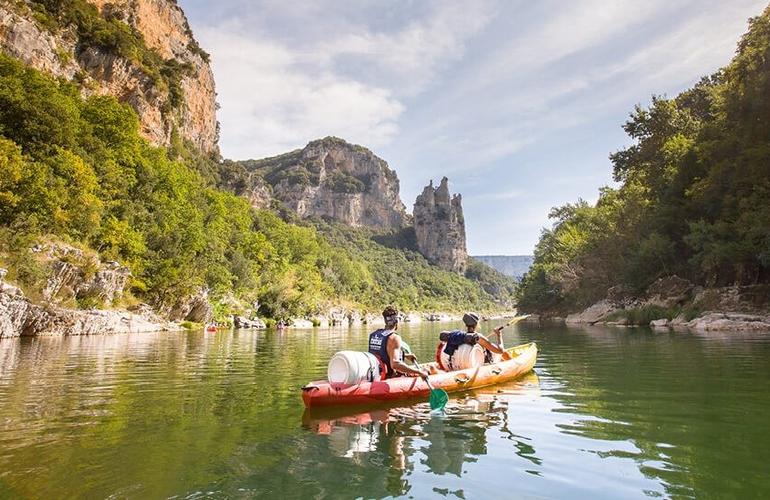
517,5,770,314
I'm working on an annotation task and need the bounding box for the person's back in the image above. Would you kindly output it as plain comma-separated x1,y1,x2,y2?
368,306,428,379
368,325,396,379
437,312,505,369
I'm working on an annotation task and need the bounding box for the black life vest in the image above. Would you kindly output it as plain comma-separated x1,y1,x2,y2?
440,330,479,357
368,329,395,379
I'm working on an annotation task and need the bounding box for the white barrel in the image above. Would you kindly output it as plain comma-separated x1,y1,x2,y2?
327,351,381,385
440,343,485,371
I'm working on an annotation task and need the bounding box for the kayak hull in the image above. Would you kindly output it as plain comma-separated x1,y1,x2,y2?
301,342,537,408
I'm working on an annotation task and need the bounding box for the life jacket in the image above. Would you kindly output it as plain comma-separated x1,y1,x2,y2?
441,331,478,356
368,329,395,379
437,330,480,370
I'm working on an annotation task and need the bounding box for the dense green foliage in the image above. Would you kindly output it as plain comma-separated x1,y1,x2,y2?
518,7,770,314
0,53,508,318
313,222,516,310
323,170,366,193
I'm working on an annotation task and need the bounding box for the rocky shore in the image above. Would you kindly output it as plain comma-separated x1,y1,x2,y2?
0,241,504,338
0,269,179,338
554,276,770,332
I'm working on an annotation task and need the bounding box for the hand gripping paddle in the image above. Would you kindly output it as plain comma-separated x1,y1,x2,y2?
412,358,448,411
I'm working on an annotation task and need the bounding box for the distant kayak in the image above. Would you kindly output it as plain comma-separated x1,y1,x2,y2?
301,342,537,408
205,324,217,333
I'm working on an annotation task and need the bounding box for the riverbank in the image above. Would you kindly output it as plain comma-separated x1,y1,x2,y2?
1,267,511,338
0,270,181,338
529,276,770,332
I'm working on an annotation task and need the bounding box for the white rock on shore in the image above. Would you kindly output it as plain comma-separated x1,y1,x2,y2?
233,315,267,329
565,300,617,325
686,312,770,332
289,318,315,329
1,271,180,338
402,312,422,323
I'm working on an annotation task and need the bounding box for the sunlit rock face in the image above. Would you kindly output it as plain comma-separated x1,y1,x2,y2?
413,177,468,273
0,271,177,339
244,137,409,228
0,0,218,153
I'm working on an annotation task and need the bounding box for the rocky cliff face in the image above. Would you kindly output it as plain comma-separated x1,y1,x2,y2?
33,242,131,307
413,177,467,273
0,0,218,153
0,267,178,338
244,137,409,228
559,276,770,331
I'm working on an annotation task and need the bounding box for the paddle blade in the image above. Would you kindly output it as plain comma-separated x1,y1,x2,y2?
505,314,531,327
429,388,449,411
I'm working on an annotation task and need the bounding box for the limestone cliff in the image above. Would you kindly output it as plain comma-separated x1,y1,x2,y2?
413,177,467,273
0,0,218,153
0,268,179,338
242,137,409,228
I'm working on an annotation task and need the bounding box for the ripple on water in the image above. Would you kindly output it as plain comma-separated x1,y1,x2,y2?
0,325,769,498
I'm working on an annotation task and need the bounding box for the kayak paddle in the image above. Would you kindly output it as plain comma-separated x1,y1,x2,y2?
500,314,531,329
411,358,448,411
495,314,530,360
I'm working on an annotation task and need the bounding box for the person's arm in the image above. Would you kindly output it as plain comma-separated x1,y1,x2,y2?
388,334,428,377
493,325,505,351
477,332,504,355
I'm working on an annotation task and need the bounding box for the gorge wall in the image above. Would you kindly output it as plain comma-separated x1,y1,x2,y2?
0,0,218,153
413,177,468,273
239,137,409,229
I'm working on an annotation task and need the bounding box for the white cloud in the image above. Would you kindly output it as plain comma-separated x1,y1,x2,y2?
194,1,495,159
393,0,764,177
198,27,404,159
314,1,495,96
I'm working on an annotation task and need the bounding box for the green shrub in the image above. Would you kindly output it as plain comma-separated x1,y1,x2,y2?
607,305,684,325
324,170,365,194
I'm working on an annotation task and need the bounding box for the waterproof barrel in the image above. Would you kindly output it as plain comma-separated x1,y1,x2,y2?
327,351,381,385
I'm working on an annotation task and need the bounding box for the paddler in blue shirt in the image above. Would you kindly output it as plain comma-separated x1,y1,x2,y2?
368,305,430,379
461,312,506,362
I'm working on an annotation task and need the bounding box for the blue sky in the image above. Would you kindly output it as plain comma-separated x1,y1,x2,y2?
181,0,766,255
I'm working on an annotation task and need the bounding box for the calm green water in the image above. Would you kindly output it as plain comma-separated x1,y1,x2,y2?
1,322,769,499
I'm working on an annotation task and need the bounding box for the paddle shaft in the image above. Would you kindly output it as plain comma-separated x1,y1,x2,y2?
501,314,530,328
493,315,528,359
408,358,430,386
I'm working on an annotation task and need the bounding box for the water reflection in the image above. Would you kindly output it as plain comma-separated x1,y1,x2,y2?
0,325,769,498
298,374,541,497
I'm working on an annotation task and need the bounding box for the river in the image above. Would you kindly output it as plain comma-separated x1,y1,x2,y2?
1,321,769,498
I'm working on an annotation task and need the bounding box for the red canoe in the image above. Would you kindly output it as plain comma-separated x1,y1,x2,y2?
301,342,538,408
